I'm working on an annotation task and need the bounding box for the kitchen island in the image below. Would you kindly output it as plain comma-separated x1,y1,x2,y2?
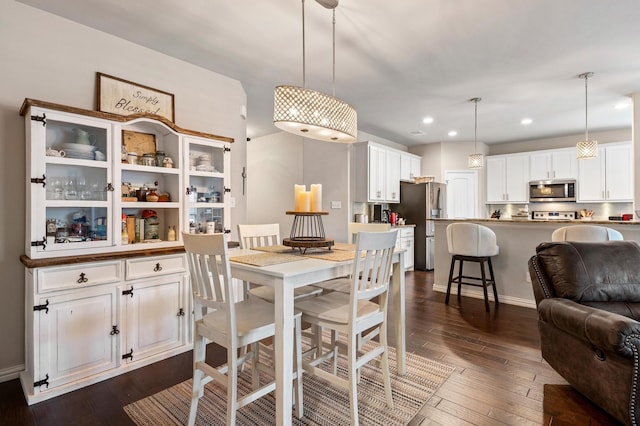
433,219,640,308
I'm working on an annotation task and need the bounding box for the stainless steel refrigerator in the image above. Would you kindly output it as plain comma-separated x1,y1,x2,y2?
396,181,446,270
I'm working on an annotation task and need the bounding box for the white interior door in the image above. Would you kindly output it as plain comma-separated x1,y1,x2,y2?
445,170,478,219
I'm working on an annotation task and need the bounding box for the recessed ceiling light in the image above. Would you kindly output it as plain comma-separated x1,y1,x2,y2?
409,130,425,136
521,118,533,125
448,130,457,137
422,116,434,124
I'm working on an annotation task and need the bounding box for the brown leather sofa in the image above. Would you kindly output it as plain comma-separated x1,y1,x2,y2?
529,241,640,426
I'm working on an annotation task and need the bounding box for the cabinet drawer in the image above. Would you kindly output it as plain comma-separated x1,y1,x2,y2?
37,261,122,293
126,254,186,280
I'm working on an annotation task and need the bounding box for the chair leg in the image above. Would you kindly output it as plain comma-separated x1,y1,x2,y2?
379,323,394,409
445,256,456,304
347,331,359,426
227,350,238,426
251,341,260,389
457,258,464,300
294,315,304,419
488,257,499,305
480,259,490,312
331,330,339,375
188,334,206,426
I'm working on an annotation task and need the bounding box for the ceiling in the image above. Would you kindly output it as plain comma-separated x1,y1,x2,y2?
18,0,640,147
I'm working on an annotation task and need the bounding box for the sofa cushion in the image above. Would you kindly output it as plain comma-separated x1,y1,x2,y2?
535,241,640,303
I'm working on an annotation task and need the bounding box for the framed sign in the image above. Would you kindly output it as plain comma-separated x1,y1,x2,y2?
96,72,175,122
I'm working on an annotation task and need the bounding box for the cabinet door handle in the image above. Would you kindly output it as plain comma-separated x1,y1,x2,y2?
77,272,88,284
154,263,162,272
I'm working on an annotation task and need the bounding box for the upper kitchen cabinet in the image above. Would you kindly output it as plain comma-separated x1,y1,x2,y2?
353,141,402,203
529,148,577,181
22,99,233,258
400,152,422,181
486,154,530,203
577,142,632,202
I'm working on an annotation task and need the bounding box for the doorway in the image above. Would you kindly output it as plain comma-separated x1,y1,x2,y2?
445,170,478,219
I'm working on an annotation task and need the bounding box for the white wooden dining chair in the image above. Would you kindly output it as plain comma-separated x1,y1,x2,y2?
295,230,398,426
238,223,322,302
182,233,304,425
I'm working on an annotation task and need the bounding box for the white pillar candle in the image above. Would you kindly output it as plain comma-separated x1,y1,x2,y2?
310,184,322,212
298,191,310,212
294,184,306,211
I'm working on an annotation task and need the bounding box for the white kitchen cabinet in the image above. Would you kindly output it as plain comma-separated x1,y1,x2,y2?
354,141,404,203
21,254,190,404
120,274,187,363
486,154,530,203
529,148,577,180
20,99,231,405
400,152,421,181
577,142,632,202
385,149,401,202
22,99,233,259
395,227,414,270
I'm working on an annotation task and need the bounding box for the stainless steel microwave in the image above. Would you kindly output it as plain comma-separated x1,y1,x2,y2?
529,179,576,202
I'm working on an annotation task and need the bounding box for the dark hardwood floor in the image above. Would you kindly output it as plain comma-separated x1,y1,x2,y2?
0,270,620,425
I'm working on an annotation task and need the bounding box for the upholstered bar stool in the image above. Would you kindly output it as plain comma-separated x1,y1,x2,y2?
551,225,623,242
445,223,499,312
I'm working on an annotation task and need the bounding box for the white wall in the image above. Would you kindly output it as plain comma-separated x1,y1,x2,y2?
0,1,247,377
246,132,303,234
247,131,352,242
489,129,631,155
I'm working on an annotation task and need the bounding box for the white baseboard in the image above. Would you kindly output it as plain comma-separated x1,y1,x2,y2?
0,364,24,383
432,284,537,309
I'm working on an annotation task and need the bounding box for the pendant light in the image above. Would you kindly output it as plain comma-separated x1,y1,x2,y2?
273,0,357,143
468,97,483,169
576,72,598,159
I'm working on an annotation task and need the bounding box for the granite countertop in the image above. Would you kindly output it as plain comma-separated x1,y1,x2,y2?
433,218,640,225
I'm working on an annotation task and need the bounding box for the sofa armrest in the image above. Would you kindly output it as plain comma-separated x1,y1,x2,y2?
538,298,640,358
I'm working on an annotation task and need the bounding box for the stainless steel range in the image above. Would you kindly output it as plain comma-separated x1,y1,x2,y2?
531,211,578,220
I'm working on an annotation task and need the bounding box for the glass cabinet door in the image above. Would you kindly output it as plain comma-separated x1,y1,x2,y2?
183,136,230,235
27,108,112,257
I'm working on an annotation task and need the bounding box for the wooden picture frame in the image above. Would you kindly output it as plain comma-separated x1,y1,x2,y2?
96,72,175,122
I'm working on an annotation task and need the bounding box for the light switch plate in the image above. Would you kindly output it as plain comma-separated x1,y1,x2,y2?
229,197,236,208
331,201,341,209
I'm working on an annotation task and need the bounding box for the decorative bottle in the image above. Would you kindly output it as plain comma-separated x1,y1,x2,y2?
167,226,176,241
121,214,129,245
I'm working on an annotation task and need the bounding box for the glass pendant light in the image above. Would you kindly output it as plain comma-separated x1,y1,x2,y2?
468,97,483,169
576,72,598,159
273,0,357,143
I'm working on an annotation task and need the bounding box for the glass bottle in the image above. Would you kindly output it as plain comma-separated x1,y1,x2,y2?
167,225,176,241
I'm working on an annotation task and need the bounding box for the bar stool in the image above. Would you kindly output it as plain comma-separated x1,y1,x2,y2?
445,223,499,312
551,225,623,242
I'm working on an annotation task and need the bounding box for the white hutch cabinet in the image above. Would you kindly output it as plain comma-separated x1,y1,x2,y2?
19,99,232,404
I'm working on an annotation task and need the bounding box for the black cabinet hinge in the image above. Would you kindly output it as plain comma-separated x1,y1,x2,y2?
34,373,49,389
122,286,134,298
31,237,47,250
33,299,49,314
105,183,114,191
110,325,120,335
31,113,46,126
224,229,231,234
224,186,231,193
177,308,185,317
122,349,133,361
224,146,231,153
31,174,46,187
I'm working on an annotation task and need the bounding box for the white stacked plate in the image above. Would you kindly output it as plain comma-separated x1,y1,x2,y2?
63,142,97,160
65,150,96,160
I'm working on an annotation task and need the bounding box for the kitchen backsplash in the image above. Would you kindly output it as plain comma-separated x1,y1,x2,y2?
485,202,634,220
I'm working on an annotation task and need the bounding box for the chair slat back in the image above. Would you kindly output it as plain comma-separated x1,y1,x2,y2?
238,223,281,248
183,233,236,333
352,230,398,303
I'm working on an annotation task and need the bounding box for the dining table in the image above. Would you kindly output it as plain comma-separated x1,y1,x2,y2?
228,244,406,426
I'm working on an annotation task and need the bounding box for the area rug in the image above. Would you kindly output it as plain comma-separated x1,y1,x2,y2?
124,344,455,425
